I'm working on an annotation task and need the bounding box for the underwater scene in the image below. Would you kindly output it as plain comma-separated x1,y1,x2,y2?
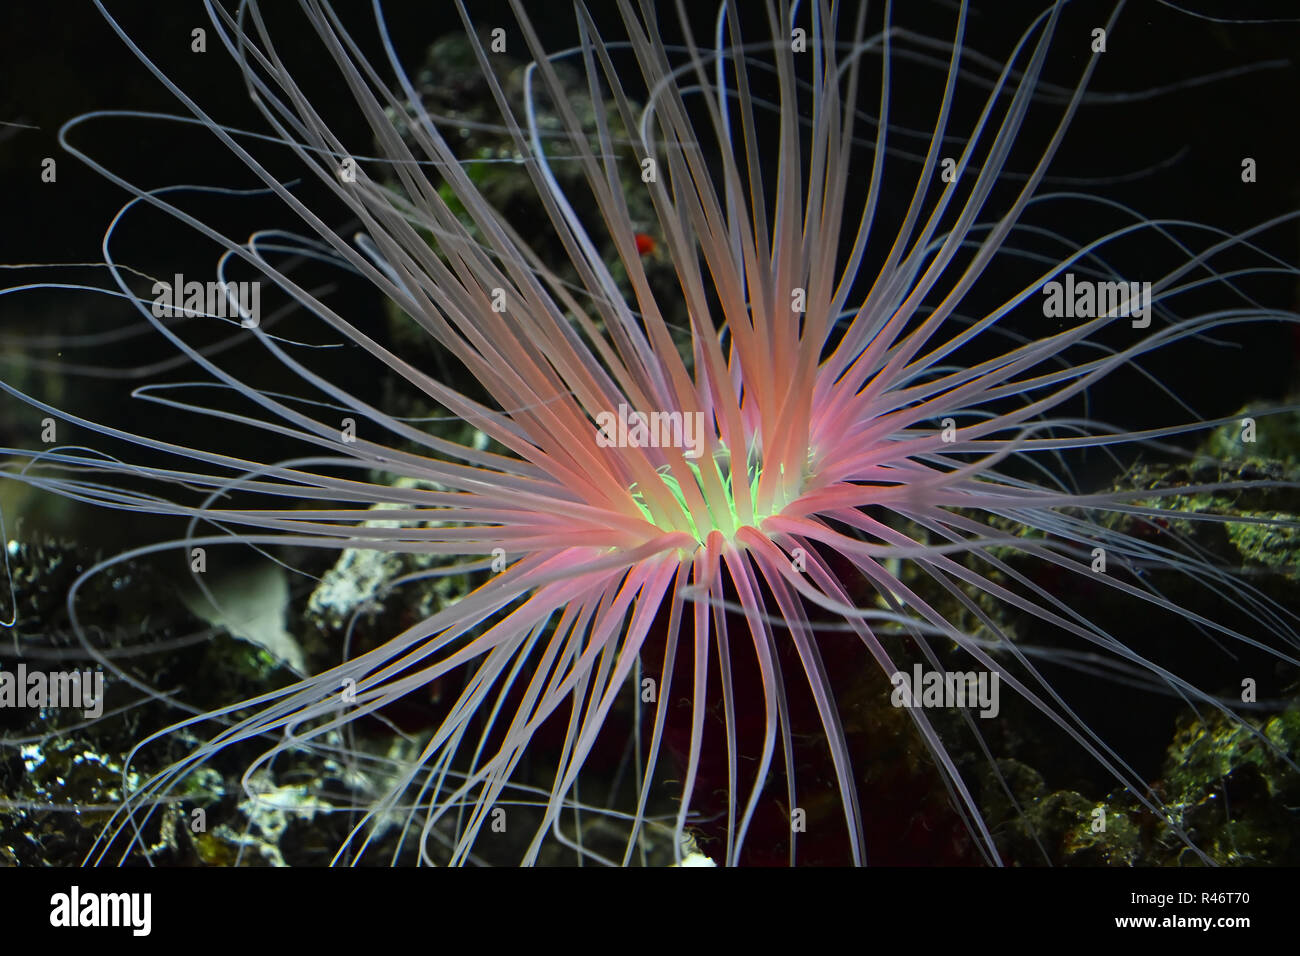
0,0,1298,877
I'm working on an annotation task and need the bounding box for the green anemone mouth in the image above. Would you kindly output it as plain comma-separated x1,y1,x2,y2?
629,445,795,544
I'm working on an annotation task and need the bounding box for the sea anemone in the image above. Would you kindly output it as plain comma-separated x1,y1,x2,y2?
1,0,1298,866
